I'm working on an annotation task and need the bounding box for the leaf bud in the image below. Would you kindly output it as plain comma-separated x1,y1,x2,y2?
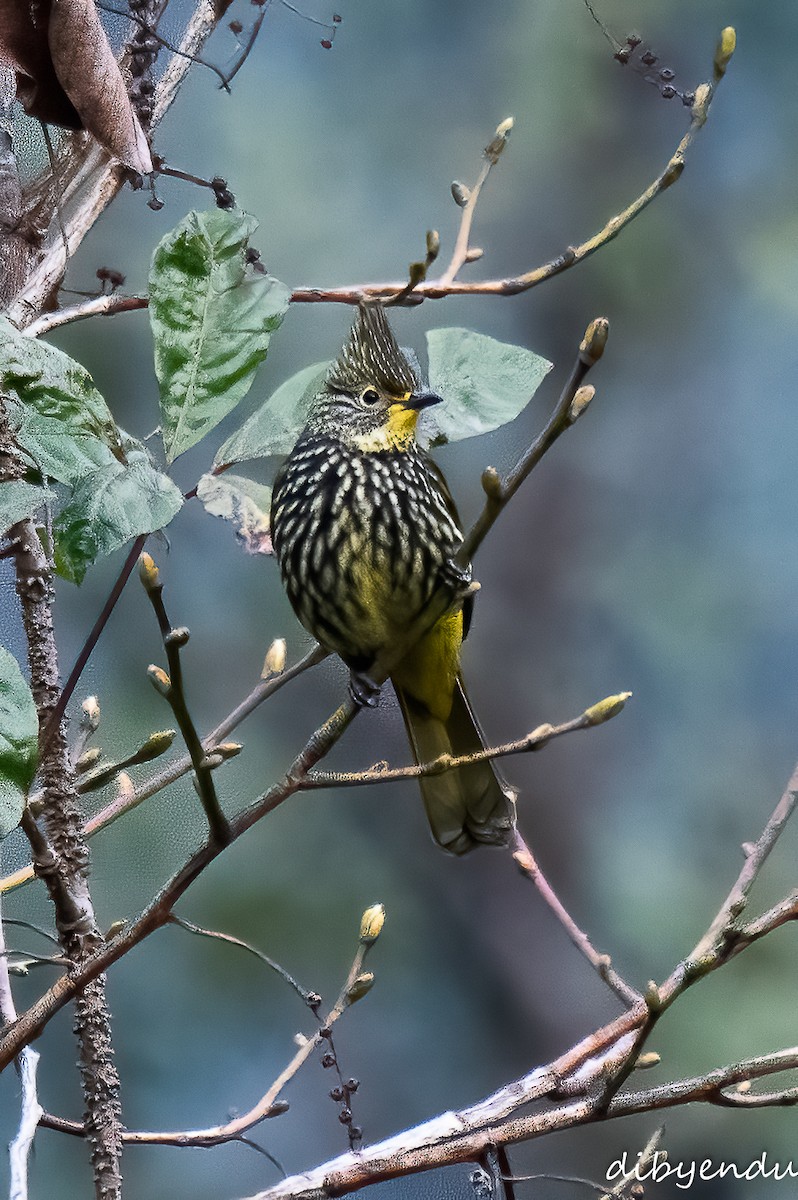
579,317,609,365
346,972,375,1003
147,665,172,696
200,752,225,771
75,747,102,773
451,180,471,208
425,229,440,262
359,903,385,944
165,626,190,648
138,729,177,761
583,691,632,726
215,741,243,760
714,26,736,80
481,466,503,502
484,116,513,163
567,385,595,425
81,695,101,731
116,772,135,805
138,552,161,593
262,638,287,678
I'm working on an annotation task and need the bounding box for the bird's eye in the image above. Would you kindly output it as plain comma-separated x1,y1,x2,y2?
360,388,380,406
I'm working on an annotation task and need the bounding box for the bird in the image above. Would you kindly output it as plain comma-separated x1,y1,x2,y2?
270,302,516,854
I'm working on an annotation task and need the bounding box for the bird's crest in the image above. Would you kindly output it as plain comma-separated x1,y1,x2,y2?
327,303,419,397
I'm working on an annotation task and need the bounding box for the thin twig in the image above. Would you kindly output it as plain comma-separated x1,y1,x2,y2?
9,1048,43,1200
438,118,512,287
167,915,314,1005
301,693,630,789
458,319,606,568
0,697,359,1070
41,535,147,750
0,644,326,896
140,554,231,844
24,294,149,337
38,910,381,1150
510,826,642,1008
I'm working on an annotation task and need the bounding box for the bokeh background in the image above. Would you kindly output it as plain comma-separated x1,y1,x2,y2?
2,0,798,1197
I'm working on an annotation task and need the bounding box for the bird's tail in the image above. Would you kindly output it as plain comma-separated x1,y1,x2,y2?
395,677,517,854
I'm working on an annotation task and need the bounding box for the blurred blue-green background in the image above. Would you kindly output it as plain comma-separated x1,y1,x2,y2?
2,0,798,1197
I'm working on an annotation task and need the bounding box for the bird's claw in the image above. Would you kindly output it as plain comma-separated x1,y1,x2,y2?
349,671,381,708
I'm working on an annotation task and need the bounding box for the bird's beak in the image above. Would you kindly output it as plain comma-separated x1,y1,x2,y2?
402,390,444,411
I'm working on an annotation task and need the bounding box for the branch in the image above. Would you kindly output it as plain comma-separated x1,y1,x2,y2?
38,906,383,1150
288,40,731,307
301,692,631,789
139,553,230,845
457,320,606,567
24,293,149,338
243,1047,798,1200
0,643,326,897
10,518,123,1199
11,29,733,333
510,826,642,1008
7,1,220,326
438,118,513,287
0,697,359,1071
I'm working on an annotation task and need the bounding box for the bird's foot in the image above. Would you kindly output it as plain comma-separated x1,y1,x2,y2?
349,671,382,708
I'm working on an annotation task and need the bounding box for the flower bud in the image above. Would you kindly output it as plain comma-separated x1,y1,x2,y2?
484,116,513,164
75,747,102,773
583,691,632,726
262,638,287,678
81,695,100,731
579,317,609,365
346,972,375,1003
635,1052,661,1070
138,729,177,761
138,552,161,593
165,626,190,648
147,665,172,696
465,247,484,263
215,741,243,760
359,904,385,944
481,466,503,501
714,26,736,80
451,180,470,208
568,385,595,425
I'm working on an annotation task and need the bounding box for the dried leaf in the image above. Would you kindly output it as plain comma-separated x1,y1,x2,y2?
0,0,152,171
48,0,152,172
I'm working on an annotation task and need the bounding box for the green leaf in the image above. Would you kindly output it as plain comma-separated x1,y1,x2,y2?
214,361,329,467
0,646,38,839
150,209,291,463
53,450,183,584
0,316,125,465
196,472,273,554
9,409,120,485
422,327,553,446
0,480,53,533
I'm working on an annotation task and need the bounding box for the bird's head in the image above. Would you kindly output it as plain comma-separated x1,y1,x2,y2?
305,304,442,451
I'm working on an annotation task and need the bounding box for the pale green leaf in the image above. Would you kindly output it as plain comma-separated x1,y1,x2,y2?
0,646,38,838
196,472,272,554
422,327,553,446
150,209,291,463
214,361,329,467
0,316,125,462
0,480,53,533
53,450,183,584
